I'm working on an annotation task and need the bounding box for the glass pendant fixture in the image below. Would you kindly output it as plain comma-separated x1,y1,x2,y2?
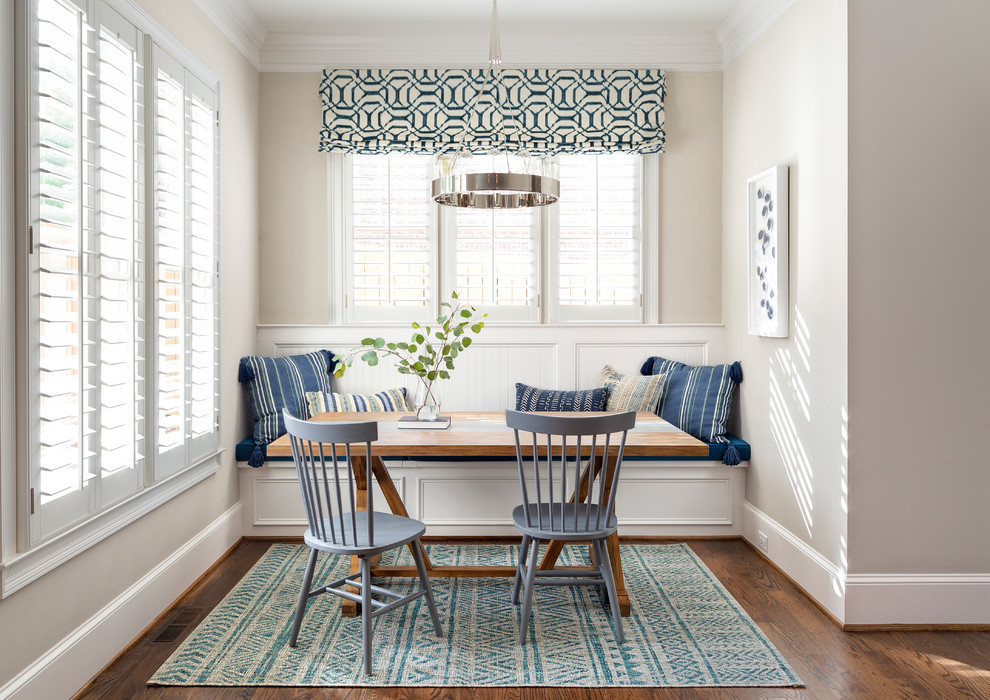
431,0,560,209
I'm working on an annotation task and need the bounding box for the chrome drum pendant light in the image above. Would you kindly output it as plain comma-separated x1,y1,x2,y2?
431,0,560,209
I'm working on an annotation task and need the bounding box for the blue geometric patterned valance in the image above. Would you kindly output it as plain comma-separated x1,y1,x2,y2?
319,68,665,155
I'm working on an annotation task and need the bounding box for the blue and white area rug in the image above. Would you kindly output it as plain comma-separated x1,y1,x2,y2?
150,543,802,687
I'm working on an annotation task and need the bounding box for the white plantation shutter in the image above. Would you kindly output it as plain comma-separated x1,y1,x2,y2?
552,154,642,322
25,0,220,546
152,46,219,477
443,155,539,322
31,0,146,540
95,9,144,504
345,153,434,323
153,50,185,473
186,78,219,459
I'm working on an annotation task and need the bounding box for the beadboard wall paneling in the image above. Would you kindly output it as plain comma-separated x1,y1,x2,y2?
259,324,724,412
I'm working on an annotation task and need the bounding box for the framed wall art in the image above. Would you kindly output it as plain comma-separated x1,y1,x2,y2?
747,165,788,337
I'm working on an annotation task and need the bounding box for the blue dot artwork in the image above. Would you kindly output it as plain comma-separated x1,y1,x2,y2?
753,180,777,324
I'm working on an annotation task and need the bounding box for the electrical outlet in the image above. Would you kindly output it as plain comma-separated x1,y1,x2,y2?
757,530,769,553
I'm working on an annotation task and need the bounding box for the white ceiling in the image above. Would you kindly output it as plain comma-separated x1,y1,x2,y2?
242,0,743,36
193,0,796,71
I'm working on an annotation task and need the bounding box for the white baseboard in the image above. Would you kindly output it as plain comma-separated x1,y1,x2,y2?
742,501,846,622
845,573,990,626
0,503,243,700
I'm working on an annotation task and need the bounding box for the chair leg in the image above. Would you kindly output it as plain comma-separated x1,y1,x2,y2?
597,537,625,644
411,539,442,636
592,539,607,606
289,548,319,647
360,556,373,674
518,538,540,644
511,534,531,605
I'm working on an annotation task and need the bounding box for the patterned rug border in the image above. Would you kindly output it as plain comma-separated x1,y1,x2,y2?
150,543,803,688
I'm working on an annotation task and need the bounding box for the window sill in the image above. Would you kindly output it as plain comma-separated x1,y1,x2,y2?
0,451,222,599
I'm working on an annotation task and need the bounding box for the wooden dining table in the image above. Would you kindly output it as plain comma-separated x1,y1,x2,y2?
265,410,708,617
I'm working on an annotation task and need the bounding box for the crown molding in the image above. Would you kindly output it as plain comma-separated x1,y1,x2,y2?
717,0,797,68
193,0,267,71
259,32,724,72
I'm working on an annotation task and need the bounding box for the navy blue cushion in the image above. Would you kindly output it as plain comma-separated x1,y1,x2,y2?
515,383,609,412
238,350,335,466
235,434,750,463
641,356,743,447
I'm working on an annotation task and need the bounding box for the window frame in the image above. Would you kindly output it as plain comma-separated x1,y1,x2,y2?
330,152,659,325
1,0,222,598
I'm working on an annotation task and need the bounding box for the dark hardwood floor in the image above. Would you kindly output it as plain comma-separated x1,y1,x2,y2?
75,538,990,699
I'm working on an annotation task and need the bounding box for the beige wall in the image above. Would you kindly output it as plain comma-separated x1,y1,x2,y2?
258,71,724,325
723,0,848,571
0,0,259,689
847,0,990,574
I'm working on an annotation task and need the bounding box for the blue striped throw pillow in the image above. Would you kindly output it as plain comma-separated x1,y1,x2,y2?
238,350,335,466
515,383,609,412
305,387,408,415
642,356,743,445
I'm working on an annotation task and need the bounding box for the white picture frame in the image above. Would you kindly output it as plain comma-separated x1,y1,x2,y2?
747,165,788,337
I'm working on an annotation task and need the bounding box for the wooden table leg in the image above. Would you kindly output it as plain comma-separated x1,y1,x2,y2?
538,456,602,571
537,453,632,617
369,457,433,570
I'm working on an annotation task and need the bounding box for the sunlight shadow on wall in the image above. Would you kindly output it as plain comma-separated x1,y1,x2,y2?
769,338,815,537
834,405,849,597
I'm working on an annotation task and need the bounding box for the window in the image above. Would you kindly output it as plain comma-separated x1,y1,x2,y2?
334,152,654,324
22,0,220,549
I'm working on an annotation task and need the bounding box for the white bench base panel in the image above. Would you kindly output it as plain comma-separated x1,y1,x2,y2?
239,460,746,537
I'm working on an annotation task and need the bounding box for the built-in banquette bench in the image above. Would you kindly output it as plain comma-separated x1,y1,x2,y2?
238,324,749,537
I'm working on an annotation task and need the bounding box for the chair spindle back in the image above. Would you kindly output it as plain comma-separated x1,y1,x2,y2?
505,410,636,535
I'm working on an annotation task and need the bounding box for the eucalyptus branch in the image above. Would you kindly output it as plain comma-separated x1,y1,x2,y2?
331,291,487,418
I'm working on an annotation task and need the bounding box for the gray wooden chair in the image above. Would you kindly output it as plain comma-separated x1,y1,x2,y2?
283,409,442,675
505,409,636,644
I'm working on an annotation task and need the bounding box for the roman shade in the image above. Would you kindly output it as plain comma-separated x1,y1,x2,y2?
319,68,665,155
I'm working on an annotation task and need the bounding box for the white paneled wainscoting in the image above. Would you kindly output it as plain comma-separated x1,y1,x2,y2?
241,324,745,537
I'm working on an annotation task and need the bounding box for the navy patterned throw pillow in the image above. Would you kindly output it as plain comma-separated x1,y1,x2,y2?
640,356,743,464
515,383,609,412
238,350,335,467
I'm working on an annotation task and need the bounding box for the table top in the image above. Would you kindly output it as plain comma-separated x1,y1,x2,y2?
265,411,708,458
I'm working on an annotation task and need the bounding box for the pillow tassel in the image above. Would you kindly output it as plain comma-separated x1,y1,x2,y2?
639,358,655,376
722,444,741,466
247,443,266,468
238,359,255,383
729,361,743,384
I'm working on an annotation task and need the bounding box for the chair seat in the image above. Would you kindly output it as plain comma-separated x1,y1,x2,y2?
304,510,426,556
512,503,617,541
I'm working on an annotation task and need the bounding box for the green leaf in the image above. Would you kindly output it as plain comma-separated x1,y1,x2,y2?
414,333,425,344
346,357,354,366
452,326,463,336
448,347,458,359
462,336,472,347
413,361,425,371
361,350,379,366
439,370,450,380
451,290,458,299
459,309,471,318
386,342,397,350
441,301,452,308
373,337,385,349
437,315,447,325
397,342,409,350
471,323,483,333
418,355,432,365
411,322,421,329
445,360,455,370
408,344,418,353
397,366,410,374
427,370,437,381
435,331,444,340
361,337,375,345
